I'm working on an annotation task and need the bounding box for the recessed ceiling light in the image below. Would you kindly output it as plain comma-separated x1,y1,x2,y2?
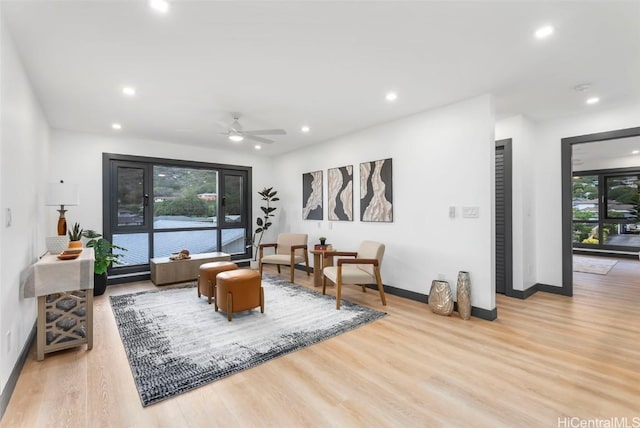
535,25,554,39
632,150,640,155
111,123,122,130
149,0,170,14
122,86,136,97
586,97,600,105
229,134,244,142
301,126,310,133
254,145,262,150
385,92,398,102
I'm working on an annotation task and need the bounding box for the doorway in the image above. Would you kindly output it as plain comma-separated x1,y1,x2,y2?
561,126,640,296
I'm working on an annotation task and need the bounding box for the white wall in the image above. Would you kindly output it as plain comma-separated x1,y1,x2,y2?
49,130,275,245
271,95,497,311
495,115,537,291
0,17,51,393
534,102,640,287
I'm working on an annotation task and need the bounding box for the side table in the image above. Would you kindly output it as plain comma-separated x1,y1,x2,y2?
309,250,335,287
25,249,95,360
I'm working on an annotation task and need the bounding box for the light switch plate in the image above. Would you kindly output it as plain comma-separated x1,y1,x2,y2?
449,206,456,218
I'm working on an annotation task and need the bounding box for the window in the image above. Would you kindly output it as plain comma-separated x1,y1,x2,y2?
573,169,640,250
104,154,251,277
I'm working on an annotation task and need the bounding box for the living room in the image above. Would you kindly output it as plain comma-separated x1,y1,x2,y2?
1,1,640,425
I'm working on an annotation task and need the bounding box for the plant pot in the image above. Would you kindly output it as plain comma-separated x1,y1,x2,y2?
319,239,326,246
94,272,108,296
68,240,83,249
46,236,69,254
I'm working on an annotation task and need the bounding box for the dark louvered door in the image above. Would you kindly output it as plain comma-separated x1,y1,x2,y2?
495,140,512,295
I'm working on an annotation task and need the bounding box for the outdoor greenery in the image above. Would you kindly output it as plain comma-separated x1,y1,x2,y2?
154,193,214,217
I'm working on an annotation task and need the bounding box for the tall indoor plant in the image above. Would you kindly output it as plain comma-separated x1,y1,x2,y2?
82,230,126,296
247,187,279,262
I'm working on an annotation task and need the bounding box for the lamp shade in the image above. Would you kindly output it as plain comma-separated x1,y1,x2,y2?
45,182,79,206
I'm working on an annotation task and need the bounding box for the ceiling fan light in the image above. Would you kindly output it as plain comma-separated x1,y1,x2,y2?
229,134,244,142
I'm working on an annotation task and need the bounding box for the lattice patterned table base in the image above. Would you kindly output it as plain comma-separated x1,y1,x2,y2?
37,290,93,360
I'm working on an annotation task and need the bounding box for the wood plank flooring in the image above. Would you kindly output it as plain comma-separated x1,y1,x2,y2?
2,260,639,427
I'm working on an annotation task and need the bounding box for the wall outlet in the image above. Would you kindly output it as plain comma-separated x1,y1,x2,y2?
449,206,456,218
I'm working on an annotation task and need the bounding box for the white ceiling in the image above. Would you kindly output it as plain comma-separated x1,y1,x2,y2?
2,1,639,156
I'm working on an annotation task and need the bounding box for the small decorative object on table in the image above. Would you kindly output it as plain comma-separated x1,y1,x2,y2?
170,249,191,260
319,236,327,246
429,280,454,316
67,222,84,248
457,271,471,320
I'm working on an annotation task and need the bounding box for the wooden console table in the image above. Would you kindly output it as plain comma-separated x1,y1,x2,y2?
26,249,95,360
150,252,231,285
309,250,335,287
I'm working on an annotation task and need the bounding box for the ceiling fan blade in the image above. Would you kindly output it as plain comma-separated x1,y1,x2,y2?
246,135,275,144
244,129,286,136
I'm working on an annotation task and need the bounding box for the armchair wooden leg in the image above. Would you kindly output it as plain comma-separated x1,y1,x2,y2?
336,266,342,310
260,287,264,313
322,275,327,295
361,285,366,293
304,252,310,276
290,265,295,283
208,279,214,304
277,265,281,274
375,267,387,306
227,293,233,322
259,262,263,276
197,275,201,298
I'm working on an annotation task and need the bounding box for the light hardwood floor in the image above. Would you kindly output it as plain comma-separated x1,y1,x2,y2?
2,260,639,427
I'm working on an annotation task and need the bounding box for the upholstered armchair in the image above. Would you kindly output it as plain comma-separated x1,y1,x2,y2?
322,241,386,309
259,233,310,283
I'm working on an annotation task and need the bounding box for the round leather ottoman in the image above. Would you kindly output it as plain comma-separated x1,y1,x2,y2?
215,269,264,321
197,261,238,304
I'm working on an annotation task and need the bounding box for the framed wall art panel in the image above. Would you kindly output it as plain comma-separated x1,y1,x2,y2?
328,165,353,221
302,170,323,220
360,158,393,222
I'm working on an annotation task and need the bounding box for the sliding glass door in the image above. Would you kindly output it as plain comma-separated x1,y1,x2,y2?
104,154,251,277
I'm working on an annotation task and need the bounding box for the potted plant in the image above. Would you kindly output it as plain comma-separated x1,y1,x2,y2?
246,187,279,266
82,230,126,296
319,236,327,246
68,222,84,248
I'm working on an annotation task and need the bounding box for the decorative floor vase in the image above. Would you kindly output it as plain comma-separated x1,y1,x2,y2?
457,271,471,320
429,280,454,316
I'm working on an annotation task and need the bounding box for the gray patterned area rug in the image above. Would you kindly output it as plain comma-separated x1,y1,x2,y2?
110,275,386,407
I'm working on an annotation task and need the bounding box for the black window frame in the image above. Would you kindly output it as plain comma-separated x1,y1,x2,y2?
103,153,252,278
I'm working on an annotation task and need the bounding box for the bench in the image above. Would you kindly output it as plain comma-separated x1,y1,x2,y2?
150,252,231,285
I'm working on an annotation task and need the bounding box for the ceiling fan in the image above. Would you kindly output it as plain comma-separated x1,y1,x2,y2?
220,114,286,144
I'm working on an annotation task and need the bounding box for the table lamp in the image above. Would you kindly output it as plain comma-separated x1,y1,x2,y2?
45,180,79,236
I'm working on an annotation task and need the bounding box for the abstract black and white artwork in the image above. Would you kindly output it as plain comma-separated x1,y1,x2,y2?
302,170,323,220
360,158,393,222
328,165,353,221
